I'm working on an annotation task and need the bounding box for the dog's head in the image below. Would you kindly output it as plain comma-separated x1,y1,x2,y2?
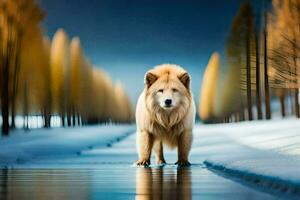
144,64,191,127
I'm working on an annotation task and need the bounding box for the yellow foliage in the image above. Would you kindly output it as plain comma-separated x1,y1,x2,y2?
1,0,133,126
214,61,242,117
19,16,49,113
50,29,70,113
268,0,300,88
199,52,220,121
69,37,83,108
114,82,133,122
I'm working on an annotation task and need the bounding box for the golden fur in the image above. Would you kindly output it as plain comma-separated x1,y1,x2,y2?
135,64,195,166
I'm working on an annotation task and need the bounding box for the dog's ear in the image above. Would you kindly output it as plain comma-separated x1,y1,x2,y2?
178,72,190,89
145,72,158,88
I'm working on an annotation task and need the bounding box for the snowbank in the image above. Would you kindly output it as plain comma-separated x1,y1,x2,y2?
192,118,300,195
0,124,135,166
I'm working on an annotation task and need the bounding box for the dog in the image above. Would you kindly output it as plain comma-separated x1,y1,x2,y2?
135,64,195,166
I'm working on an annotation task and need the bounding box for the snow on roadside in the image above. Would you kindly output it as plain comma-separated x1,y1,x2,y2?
0,124,135,166
192,118,300,194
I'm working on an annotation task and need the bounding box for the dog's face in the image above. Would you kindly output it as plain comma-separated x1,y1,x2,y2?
145,70,191,112
154,83,183,110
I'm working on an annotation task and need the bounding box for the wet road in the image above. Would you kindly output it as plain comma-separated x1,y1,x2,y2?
0,133,291,200
0,165,281,200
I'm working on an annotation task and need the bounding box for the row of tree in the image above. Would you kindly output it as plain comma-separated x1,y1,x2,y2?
46,29,133,127
199,0,300,123
0,0,133,135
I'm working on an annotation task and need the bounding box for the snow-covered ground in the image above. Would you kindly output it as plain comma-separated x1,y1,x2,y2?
0,124,135,166
192,118,300,194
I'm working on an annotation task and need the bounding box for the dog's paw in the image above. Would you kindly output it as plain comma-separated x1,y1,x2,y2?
156,159,166,165
175,160,191,167
136,159,150,166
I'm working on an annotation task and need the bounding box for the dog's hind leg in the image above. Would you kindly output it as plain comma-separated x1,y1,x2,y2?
153,140,166,164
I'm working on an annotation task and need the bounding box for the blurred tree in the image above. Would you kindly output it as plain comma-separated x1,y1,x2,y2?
78,59,93,124
50,29,70,126
225,0,265,121
0,0,44,134
97,69,116,122
41,37,52,128
276,88,287,117
84,68,106,124
18,21,51,128
268,0,300,118
199,52,220,122
226,1,255,120
264,3,272,119
1,2,133,132
114,82,133,123
255,26,263,120
69,37,83,126
214,53,243,122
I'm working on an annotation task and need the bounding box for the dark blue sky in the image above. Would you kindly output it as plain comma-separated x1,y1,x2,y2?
41,0,247,105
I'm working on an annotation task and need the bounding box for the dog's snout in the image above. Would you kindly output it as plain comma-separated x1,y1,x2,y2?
165,99,172,106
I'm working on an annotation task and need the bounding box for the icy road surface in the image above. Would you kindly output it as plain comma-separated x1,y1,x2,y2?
0,120,300,199
0,129,292,199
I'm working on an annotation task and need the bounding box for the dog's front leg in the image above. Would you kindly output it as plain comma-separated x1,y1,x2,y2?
153,140,166,164
176,130,193,167
136,130,153,166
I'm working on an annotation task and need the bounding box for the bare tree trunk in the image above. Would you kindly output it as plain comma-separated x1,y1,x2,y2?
255,33,263,120
279,92,286,117
10,36,21,129
10,100,16,128
23,80,29,130
264,12,271,120
67,107,72,127
61,113,65,127
44,57,52,128
1,81,9,135
289,90,293,115
77,113,81,126
1,46,11,135
43,110,51,128
72,107,76,126
293,89,299,117
239,109,245,121
234,113,239,122
292,34,300,118
43,96,52,128
246,21,253,121
67,115,71,126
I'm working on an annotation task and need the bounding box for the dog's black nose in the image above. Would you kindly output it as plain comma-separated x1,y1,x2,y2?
165,99,172,106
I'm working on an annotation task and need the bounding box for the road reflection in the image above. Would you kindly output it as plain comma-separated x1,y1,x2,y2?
0,169,91,200
0,165,283,200
135,166,191,200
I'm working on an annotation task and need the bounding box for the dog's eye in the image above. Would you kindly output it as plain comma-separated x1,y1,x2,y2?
172,88,178,92
158,89,164,93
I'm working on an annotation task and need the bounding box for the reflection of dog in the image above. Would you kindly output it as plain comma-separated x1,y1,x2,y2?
135,64,195,166
135,167,191,200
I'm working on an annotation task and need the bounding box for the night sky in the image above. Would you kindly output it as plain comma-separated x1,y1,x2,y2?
41,0,248,105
